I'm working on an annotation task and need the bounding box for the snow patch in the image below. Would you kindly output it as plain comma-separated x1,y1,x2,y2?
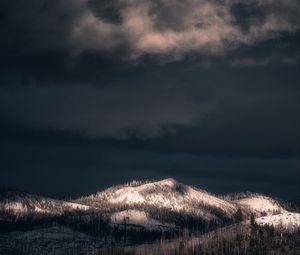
63,202,90,210
255,212,300,230
4,202,27,213
1,197,90,216
111,209,172,229
235,196,284,215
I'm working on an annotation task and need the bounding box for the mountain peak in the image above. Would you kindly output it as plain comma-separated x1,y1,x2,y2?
75,177,239,216
157,178,177,187
2,178,293,233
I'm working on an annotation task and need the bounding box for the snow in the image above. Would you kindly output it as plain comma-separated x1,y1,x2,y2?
186,187,236,213
110,209,167,228
112,190,145,204
2,178,297,234
156,178,177,187
4,202,28,213
235,196,285,215
1,196,90,216
1,178,299,254
33,206,48,213
63,202,90,210
255,212,300,230
82,178,237,218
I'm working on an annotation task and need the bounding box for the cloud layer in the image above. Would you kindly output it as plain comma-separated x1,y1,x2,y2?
1,0,299,59
0,0,299,158
0,0,299,200
0,84,216,138
72,0,299,59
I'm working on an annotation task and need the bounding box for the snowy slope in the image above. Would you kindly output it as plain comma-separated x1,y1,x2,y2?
255,212,300,230
0,179,293,230
2,200,90,215
0,190,90,215
234,195,285,216
110,209,172,229
77,178,237,219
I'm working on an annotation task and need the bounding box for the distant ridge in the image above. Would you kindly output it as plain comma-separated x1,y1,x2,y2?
0,178,298,230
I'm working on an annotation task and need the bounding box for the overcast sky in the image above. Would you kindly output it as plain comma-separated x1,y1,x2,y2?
0,0,299,202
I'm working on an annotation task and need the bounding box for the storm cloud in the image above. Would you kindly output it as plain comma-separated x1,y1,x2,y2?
1,60,298,157
1,0,299,58
0,0,299,199
0,84,216,138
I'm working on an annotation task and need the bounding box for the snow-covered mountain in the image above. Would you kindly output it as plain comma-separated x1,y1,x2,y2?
0,179,299,255
75,178,289,221
0,179,297,230
76,178,236,217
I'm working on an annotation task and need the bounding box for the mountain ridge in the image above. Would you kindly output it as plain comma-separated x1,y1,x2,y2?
0,178,297,231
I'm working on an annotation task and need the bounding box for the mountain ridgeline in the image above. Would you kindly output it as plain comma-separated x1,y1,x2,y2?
0,178,299,254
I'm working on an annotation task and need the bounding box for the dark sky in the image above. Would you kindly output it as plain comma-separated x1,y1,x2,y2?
0,0,299,202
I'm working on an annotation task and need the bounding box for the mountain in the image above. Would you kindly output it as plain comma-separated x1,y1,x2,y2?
75,178,289,225
0,179,297,231
0,179,299,254
76,178,237,219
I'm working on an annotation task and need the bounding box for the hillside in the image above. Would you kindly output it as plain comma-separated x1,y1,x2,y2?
255,212,300,229
77,178,236,217
0,179,295,231
0,179,299,254
0,189,89,215
234,195,285,216
1,217,299,255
